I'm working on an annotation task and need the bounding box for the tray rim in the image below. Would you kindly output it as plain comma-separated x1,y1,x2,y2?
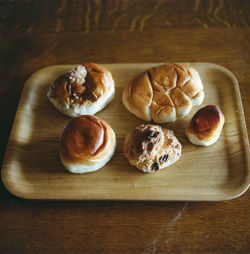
1,62,250,201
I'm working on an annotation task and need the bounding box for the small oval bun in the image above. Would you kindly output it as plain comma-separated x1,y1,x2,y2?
123,124,182,173
122,63,204,123
60,115,116,173
186,105,225,146
48,63,115,117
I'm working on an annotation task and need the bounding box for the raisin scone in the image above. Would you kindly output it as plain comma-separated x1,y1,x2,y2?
123,124,182,173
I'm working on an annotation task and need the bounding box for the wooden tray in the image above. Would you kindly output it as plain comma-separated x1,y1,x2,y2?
1,63,250,201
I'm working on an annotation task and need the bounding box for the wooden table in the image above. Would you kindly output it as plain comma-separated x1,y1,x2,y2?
0,0,249,253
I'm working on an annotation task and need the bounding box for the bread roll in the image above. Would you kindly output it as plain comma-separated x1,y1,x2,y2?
186,105,225,146
124,124,182,173
48,63,115,117
122,63,204,123
60,115,116,173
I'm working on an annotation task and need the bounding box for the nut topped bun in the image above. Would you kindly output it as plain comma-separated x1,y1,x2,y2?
186,105,225,146
60,115,116,173
123,124,182,173
48,63,115,117
122,63,204,123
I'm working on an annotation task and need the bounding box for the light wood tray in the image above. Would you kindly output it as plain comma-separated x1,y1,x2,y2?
1,63,250,200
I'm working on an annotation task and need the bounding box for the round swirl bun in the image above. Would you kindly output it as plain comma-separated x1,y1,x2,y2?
124,124,182,173
186,105,225,146
122,63,204,123
60,115,116,173
48,63,115,117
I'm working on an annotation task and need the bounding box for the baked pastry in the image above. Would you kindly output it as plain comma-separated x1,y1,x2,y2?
123,124,182,173
122,63,204,123
186,105,225,146
48,63,115,117
60,115,116,173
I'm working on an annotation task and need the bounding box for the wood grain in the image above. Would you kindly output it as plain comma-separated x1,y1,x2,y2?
0,0,250,253
1,63,249,201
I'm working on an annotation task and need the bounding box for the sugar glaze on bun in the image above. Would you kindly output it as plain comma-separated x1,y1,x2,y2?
60,115,116,173
48,63,115,117
123,124,182,173
122,63,204,123
186,105,225,146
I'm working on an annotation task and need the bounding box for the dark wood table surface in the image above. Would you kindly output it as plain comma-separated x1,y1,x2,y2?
0,0,249,253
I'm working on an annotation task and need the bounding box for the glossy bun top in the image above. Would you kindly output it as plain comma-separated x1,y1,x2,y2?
187,105,225,141
50,63,113,103
60,115,114,164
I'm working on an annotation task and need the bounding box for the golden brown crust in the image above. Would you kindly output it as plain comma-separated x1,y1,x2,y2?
49,63,113,104
122,72,152,121
122,63,204,123
187,105,225,141
150,90,175,123
48,63,115,117
169,88,191,110
60,115,114,164
82,63,109,101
